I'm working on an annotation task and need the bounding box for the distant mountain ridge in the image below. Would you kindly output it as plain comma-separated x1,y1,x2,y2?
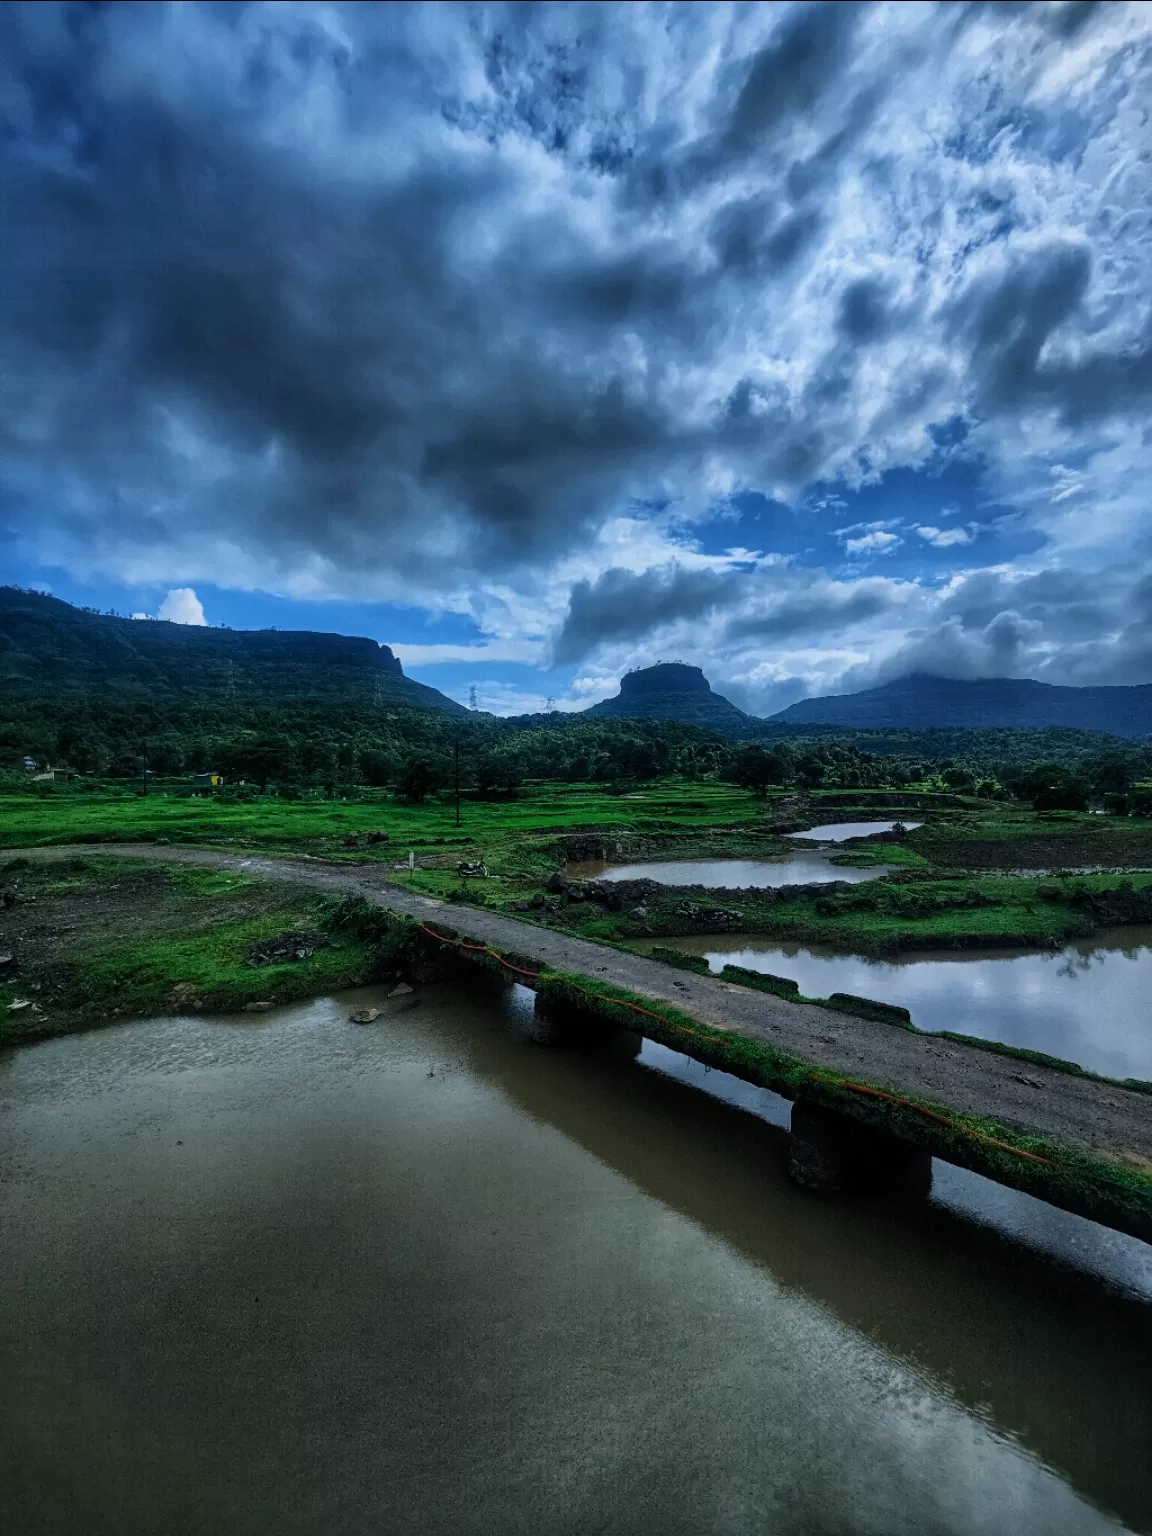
0,587,467,714
770,673,1152,739
582,662,754,733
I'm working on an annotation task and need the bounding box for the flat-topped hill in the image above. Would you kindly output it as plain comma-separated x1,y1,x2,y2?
583,662,753,733
0,587,466,713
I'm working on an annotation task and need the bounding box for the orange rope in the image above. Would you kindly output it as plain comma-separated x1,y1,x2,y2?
417,923,1054,1168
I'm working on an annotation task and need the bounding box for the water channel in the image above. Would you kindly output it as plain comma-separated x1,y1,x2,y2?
640,929,1152,1082
2,982,1150,1535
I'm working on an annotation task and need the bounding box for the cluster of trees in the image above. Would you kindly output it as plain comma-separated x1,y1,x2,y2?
4,693,1152,804
1000,756,1152,813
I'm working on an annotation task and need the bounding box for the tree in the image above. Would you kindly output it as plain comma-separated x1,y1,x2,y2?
732,745,790,796
794,752,825,790
1015,763,1090,812
359,747,398,787
395,754,445,803
941,765,976,793
473,752,524,798
1087,753,1136,795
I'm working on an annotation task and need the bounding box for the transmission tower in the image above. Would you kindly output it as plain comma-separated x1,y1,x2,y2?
373,674,385,709
545,695,556,713
468,684,478,711
224,659,237,703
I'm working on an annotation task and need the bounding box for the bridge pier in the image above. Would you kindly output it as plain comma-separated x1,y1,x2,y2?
527,994,625,1049
788,1102,932,1198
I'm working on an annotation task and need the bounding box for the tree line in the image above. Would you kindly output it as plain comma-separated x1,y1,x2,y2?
2,695,1151,804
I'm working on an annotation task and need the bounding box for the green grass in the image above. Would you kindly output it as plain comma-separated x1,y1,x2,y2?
0,780,766,854
0,862,398,1045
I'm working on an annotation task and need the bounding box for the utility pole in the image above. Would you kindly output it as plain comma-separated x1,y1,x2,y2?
141,739,148,798
454,741,461,827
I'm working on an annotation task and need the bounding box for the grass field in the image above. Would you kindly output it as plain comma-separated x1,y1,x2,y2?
5,779,1152,1043
0,780,768,853
0,859,398,1045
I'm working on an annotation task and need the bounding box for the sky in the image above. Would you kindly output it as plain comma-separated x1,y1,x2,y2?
2,0,1151,717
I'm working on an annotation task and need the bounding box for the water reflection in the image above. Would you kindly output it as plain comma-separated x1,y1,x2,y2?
568,854,894,887
789,819,923,841
639,929,1152,1081
1,984,1148,1535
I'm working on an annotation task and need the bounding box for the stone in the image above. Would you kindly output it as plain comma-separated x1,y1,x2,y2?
0,953,13,967
389,982,414,997
349,1008,381,1024
631,905,648,918
7,998,31,1011
545,873,569,894
244,1000,273,1012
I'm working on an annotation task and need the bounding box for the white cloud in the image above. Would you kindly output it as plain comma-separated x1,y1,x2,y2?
843,531,903,556
390,639,541,667
915,526,975,548
157,587,207,626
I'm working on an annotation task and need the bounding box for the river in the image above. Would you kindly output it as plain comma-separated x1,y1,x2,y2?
1,982,1150,1535
640,929,1152,1082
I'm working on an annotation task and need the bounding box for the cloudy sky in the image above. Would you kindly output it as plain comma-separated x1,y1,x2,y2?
3,1,1151,715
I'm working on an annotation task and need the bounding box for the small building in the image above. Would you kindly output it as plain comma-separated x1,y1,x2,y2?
193,772,224,790
22,757,36,772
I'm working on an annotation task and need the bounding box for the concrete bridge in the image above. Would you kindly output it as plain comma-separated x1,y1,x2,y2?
15,844,1152,1244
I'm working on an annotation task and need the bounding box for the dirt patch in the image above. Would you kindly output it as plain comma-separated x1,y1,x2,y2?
917,831,1152,869
0,864,177,1038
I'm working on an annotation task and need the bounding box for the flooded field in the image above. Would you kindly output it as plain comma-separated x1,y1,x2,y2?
1,982,1150,1534
789,820,923,841
568,853,894,887
643,929,1152,1082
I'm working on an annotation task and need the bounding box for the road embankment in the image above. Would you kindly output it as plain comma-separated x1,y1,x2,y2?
7,843,1152,1243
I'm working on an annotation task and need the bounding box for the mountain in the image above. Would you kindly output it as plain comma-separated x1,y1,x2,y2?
583,662,754,734
0,587,467,714
770,673,1152,739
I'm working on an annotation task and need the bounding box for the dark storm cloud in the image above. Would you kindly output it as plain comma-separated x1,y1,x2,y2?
554,563,741,665
726,579,905,643
1,0,1150,675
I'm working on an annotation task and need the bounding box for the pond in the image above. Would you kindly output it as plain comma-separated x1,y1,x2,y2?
789,819,923,842
567,853,894,888
642,928,1152,1082
1,984,1149,1534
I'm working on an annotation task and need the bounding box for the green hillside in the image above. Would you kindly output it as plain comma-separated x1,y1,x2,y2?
0,587,466,714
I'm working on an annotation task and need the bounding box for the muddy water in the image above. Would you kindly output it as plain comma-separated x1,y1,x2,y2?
644,929,1152,1082
569,853,894,887
790,819,923,841
2,984,1151,1536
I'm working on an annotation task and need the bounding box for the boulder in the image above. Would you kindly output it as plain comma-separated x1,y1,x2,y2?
349,1008,381,1024
545,872,569,894
389,982,415,997
244,1000,273,1012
